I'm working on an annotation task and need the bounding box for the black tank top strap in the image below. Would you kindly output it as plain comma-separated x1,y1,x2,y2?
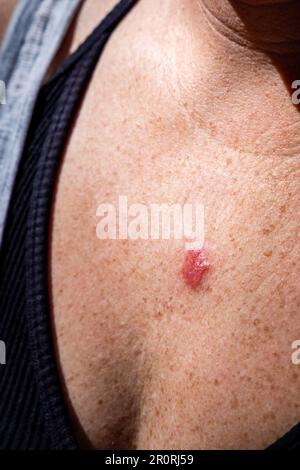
1,0,299,450
45,0,139,88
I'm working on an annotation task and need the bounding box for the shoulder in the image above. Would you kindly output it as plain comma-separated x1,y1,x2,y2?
47,0,120,78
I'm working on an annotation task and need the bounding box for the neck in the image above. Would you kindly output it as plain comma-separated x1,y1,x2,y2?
170,0,300,156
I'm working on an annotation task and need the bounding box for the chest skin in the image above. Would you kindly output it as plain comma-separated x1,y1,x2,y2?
49,0,300,450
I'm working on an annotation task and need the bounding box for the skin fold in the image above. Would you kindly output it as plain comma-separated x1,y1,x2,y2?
2,0,300,449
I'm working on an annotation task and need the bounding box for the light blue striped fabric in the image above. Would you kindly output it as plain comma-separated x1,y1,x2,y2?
0,0,81,246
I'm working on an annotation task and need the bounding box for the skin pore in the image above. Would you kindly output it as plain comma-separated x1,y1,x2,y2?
47,0,300,449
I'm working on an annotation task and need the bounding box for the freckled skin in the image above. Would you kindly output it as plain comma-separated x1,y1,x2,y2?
182,250,210,289
50,0,300,451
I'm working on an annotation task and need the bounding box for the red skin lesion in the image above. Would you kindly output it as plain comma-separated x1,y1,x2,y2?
182,249,210,289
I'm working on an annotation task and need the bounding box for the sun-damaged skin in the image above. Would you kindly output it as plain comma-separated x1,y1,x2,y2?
45,0,300,450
